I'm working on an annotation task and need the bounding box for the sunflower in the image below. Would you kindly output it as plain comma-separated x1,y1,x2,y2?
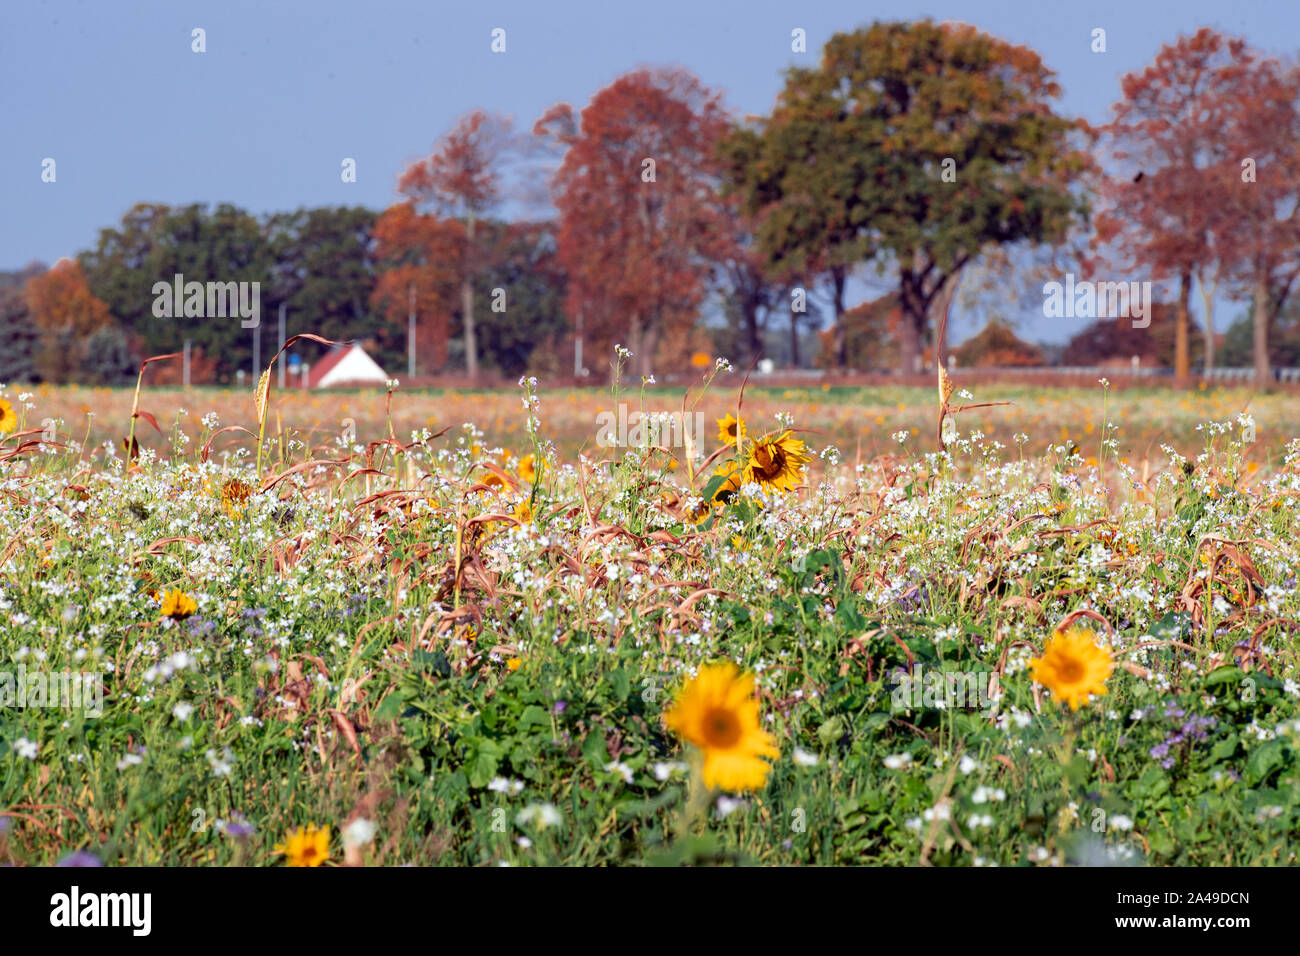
665,661,780,792
0,397,16,435
716,413,746,446
158,589,197,621
744,430,811,493
1029,626,1114,711
512,498,534,525
688,461,744,522
518,453,537,483
275,824,330,867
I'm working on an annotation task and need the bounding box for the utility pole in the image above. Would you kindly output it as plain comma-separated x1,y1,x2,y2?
277,302,286,388
252,320,260,383
183,339,191,388
408,282,416,378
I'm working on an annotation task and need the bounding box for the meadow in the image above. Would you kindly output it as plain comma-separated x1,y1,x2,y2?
1,368,1298,866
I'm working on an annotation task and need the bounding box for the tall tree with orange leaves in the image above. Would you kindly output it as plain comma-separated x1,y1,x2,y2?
24,258,119,383
370,202,462,373
386,111,516,379
1217,54,1300,386
1096,29,1247,382
537,68,733,379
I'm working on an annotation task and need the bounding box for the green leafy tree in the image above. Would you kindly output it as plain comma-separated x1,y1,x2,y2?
80,203,275,382
470,220,567,377
724,20,1092,375
0,263,46,383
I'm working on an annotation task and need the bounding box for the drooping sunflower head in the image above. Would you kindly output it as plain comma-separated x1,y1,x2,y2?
275,824,330,867
744,430,811,493
691,460,745,521
220,478,253,517
1029,625,1115,711
716,414,746,447
158,589,197,621
665,661,780,792
0,397,16,435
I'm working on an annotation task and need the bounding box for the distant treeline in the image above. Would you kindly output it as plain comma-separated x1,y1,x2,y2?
5,21,1300,387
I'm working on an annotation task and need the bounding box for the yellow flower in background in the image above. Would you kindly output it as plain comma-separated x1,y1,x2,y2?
518,453,536,483
691,351,712,368
513,498,534,525
1029,626,1114,711
0,397,17,435
744,430,811,492
717,413,746,446
275,824,330,867
665,661,779,792
506,657,522,672
158,589,197,621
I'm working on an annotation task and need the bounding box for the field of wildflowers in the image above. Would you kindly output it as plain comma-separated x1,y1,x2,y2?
1,361,1298,867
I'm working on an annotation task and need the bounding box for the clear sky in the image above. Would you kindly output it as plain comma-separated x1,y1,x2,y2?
2,0,1295,341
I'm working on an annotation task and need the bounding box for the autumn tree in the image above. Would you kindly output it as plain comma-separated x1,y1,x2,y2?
392,111,516,379
724,20,1091,376
24,258,119,383
816,295,900,370
951,321,1043,367
1216,55,1300,386
1096,29,1246,382
537,68,733,379
370,202,462,372
1062,302,1202,368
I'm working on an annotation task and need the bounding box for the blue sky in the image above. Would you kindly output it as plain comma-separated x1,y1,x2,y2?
2,0,1295,341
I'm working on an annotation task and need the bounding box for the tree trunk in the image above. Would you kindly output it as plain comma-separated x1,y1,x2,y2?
1253,270,1271,389
790,308,800,368
829,266,847,370
898,309,921,378
1198,274,1216,371
462,213,478,380
641,322,660,379
1174,271,1190,385
744,300,762,365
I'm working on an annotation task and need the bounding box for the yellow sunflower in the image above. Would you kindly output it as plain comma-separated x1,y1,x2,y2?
275,824,330,867
716,413,746,446
1029,626,1115,711
744,430,811,493
665,661,780,792
158,589,197,621
518,453,537,483
688,461,744,523
0,397,16,435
